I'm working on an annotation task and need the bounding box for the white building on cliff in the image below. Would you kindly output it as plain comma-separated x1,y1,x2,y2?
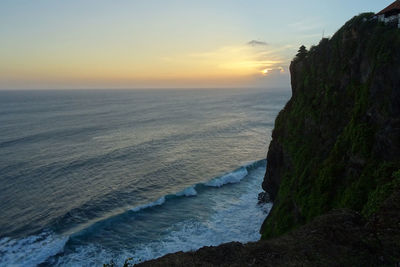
376,0,400,28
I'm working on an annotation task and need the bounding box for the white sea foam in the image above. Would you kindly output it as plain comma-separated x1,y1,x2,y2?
52,165,271,266
205,167,248,187
175,186,197,197
0,231,68,267
128,166,271,264
133,164,255,212
131,197,166,212
125,170,271,264
0,162,268,267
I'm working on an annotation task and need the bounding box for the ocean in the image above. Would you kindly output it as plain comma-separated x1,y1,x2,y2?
0,88,289,266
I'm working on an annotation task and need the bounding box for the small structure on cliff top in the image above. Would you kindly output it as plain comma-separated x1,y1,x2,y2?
376,0,400,28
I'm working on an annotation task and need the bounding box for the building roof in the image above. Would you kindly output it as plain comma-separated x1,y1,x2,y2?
377,0,400,16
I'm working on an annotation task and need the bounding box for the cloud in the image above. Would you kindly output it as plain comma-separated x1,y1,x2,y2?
260,67,285,76
247,40,268,47
251,66,290,89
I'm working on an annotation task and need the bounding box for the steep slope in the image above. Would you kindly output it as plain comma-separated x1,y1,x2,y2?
261,13,400,238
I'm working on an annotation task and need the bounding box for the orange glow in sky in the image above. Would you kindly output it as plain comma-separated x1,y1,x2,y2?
0,0,390,89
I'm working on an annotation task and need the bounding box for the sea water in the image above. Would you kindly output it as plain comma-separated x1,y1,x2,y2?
0,88,290,266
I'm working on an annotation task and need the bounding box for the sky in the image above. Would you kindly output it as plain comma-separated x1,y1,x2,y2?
0,0,393,90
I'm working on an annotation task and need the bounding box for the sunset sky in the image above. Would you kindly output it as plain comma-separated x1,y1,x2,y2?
0,1,392,89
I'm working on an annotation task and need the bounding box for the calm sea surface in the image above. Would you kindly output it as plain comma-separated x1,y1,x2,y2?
0,88,289,266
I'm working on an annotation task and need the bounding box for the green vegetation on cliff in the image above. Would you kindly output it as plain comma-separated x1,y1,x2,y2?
262,13,400,239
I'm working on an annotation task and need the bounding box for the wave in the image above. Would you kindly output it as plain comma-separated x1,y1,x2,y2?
0,126,100,149
205,167,248,187
131,196,166,212
0,231,68,267
204,159,265,188
131,185,199,213
129,159,265,213
0,159,266,266
175,186,197,197
51,162,271,266
130,185,199,212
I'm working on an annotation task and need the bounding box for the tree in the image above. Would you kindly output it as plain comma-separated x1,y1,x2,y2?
295,45,308,60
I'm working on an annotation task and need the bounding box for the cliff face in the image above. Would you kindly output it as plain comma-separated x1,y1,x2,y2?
261,13,400,238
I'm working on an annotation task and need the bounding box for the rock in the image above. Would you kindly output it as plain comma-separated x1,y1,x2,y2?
257,192,270,204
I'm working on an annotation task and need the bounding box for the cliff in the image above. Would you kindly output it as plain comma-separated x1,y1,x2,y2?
134,13,400,266
261,12,400,239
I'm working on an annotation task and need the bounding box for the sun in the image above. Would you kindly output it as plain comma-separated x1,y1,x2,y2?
261,69,269,75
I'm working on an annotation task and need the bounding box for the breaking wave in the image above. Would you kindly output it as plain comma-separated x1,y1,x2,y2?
128,159,265,213
0,159,268,266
